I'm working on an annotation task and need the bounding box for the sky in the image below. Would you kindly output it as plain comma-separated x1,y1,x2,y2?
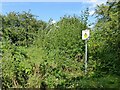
1,0,107,27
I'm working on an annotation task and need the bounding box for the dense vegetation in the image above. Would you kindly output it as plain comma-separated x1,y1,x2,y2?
1,1,120,88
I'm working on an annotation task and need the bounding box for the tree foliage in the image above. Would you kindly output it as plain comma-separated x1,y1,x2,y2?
89,1,120,76
1,1,120,88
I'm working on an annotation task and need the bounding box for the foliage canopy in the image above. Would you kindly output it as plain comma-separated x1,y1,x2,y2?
1,1,120,88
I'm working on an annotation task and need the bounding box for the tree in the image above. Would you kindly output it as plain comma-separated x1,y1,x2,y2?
89,1,120,75
1,11,46,46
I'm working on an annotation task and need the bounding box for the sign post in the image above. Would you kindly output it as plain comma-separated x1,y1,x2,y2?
82,29,90,75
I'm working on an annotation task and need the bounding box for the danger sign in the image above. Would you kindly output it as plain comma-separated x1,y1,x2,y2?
82,29,90,40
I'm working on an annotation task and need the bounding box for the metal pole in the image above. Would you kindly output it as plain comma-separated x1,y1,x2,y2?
85,40,87,75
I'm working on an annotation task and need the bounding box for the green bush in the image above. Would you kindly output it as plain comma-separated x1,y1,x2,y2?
1,2,120,88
